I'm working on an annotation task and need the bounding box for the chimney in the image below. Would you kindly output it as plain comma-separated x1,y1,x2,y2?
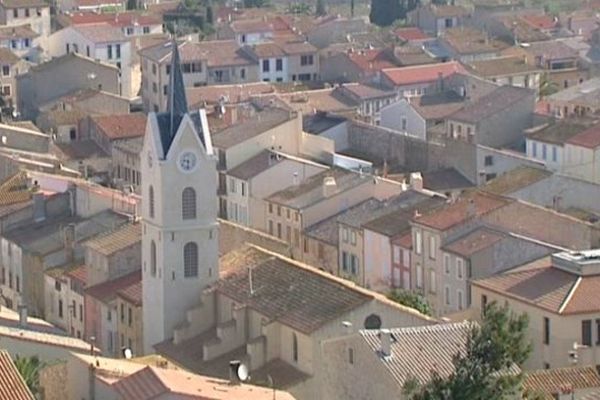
466,198,476,219
17,305,27,328
32,192,46,222
409,172,423,191
229,360,242,384
322,176,337,198
64,223,76,262
380,329,392,357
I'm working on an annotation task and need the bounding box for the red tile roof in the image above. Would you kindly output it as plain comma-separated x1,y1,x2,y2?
443,227,504,257
65,11,160,27
393,232,412,249
117,279,142,306
521,14,558,30
566,122,600,149
91,113,147,141
394,27,430,41
413,191,510,231
347,49,397,73
382,61,466,86
86,271,141,304
524,366,600,399
0,350,35,400
65,264,87,285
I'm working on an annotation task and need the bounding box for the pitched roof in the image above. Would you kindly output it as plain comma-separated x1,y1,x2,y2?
548,78,600,107
91,113,147,141
65,264,87,285
482,166,551,195
394,27,430,41
410,91,467,120
413,191,510,231
442,227,505,257
0,171,32,206
64,11,161,28
527,40,578,60
86,270,142,304
381,61,466,86
0,0,47,7
84,223,141,256
217,246,371,334
441,27,509,55
448,85,533,124
113,365,296,400
524,366,600,399
0,48,20,65
521,14,558,30
359,322,473,387
566,121,600,149
427,4,469,17
71,23,127,43
336,83,396,100
0,24,39,40
346,49,398,72
186,82,275,107
468,56,542,77
421,168,474,191
525,119,597,146
0,350,35,400
117,279,142,306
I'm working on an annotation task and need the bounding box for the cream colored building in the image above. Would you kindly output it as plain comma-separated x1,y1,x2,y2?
562,124,600,184
472,250,600,370
116,280,143,357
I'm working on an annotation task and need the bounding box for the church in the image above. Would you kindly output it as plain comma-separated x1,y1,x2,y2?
140,41,437,399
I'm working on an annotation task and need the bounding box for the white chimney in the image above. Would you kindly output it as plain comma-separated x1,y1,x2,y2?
410,172,423,191
322,176,337,198
380,329,392,357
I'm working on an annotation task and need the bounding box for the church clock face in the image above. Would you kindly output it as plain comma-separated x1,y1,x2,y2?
178,151,197,173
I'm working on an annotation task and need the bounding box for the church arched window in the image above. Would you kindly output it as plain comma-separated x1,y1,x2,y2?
150,240,157,277
184,242,198,278
149,185,155,218
182,187,196,220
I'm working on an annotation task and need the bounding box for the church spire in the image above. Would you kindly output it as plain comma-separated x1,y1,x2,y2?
168,39,188,136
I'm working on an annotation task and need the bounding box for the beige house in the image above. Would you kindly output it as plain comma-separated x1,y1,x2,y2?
43,264,86,339
472,250,600,370
563,122,600,184
0,48,29,113
467,56,542,95
115,279,143,357
112,137,143,192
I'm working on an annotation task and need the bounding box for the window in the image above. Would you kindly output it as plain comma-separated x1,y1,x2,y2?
532,142,537,158
107,44,113,59
86,45,90,57
126,27,134,35
300,55,313,66
240,68,246,79
552,146,558,162
457,290,464,310
241,182,246,197
582,320,592,346
393,246,401,264
184,242,199,278
12,9,17,18
277,206,281,216
128,307,132,326
348,348,354,364
350,231,357,245
543,317,550,345
268,203,273,214
79,304,83,322
149,186,154,218
445,286,451,306
1,85,10,96
351,255,359,275
58,300,63,318
542,144,547,160
481,295,488,314
303,237,309,253
15,275,19,292
262,59,270,72
415,231,422,254
120,303,125,322
69,128,76,140
268,220,273,235
150,240,157,277
444,254,450,275
107,310,112,321
428,235,436,259
429,269,436,293
1,65,9,76
72,300,76,318
456,259,464,280
596,319,600,345
292,333,298,362
286,226,291,242
342,251,349,271
25,8,30,17
182,187,196,220
484,155,493,166
143,26,150,34
277,223,282,239
416,263,423,288
55,281,61,291
401,117,407,131
342,228,348,243
276,58,283,71
298,73,311,81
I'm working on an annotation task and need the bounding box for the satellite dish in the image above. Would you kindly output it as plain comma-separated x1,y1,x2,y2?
122,348,133,359
237,363,249,381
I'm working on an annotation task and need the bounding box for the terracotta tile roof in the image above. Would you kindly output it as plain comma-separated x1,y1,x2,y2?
527,41,578,61
230,18,275,33
246,41,286,58
428,4,469,17
84,223,141,256
347,49,397,73
382,61,466,86
498,16,550,43
448,85,533,124
468,56,542,77
394,232,412,249
0,171,32,206
410,91,467,120
0,48,20,65
0,24,39,40
217,246,372,334
0,350,35,400
0,0,47,7
117,279,142,306
395,27,430,41
442,27,510,55
113,365,296,400
86,270,141,304
65,11,161,28
566,121,600,149
71,23,127,43
65,264,88,285
482,166,551,195
525,119,596,146
413,191,510,231
524,366,600,398
360,322,475,387
443,227,504,257
91,113,147,141
186,82,275,107
336,83,395,100
521,14,558,30
582,391,600,400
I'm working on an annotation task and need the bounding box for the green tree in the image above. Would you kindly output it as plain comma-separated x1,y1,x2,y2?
540,73,559,98
315,0,326,16
244,0,270,8
387,289,432,316
126,0,138,9
369,0,399,26
206,3,214,25
406,303,531,400
14,356,44,397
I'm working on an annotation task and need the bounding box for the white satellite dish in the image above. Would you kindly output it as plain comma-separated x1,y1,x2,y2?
237,363,249,382
123,348,133,359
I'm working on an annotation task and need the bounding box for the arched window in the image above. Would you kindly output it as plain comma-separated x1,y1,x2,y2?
364,314,382,330
150,240,157,277
149,185,155,218
182,187,196,220
184,242,198,278
292,333,298,362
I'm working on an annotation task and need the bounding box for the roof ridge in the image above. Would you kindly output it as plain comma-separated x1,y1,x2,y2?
558,275,582,314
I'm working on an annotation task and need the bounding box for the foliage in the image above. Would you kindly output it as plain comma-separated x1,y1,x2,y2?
206,4,214,25
350,0,355,18
126,0,138,9
369,0,420,27
316,0,327,16
287,2,311,15
14,356,44,396
387,289,432,316
540,73,559,98
405,302,531,400
244,0,270,8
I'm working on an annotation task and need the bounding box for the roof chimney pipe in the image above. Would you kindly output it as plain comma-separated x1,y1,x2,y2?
380,329,392,358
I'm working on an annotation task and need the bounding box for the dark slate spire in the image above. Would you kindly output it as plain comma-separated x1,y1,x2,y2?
168,39,188,137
